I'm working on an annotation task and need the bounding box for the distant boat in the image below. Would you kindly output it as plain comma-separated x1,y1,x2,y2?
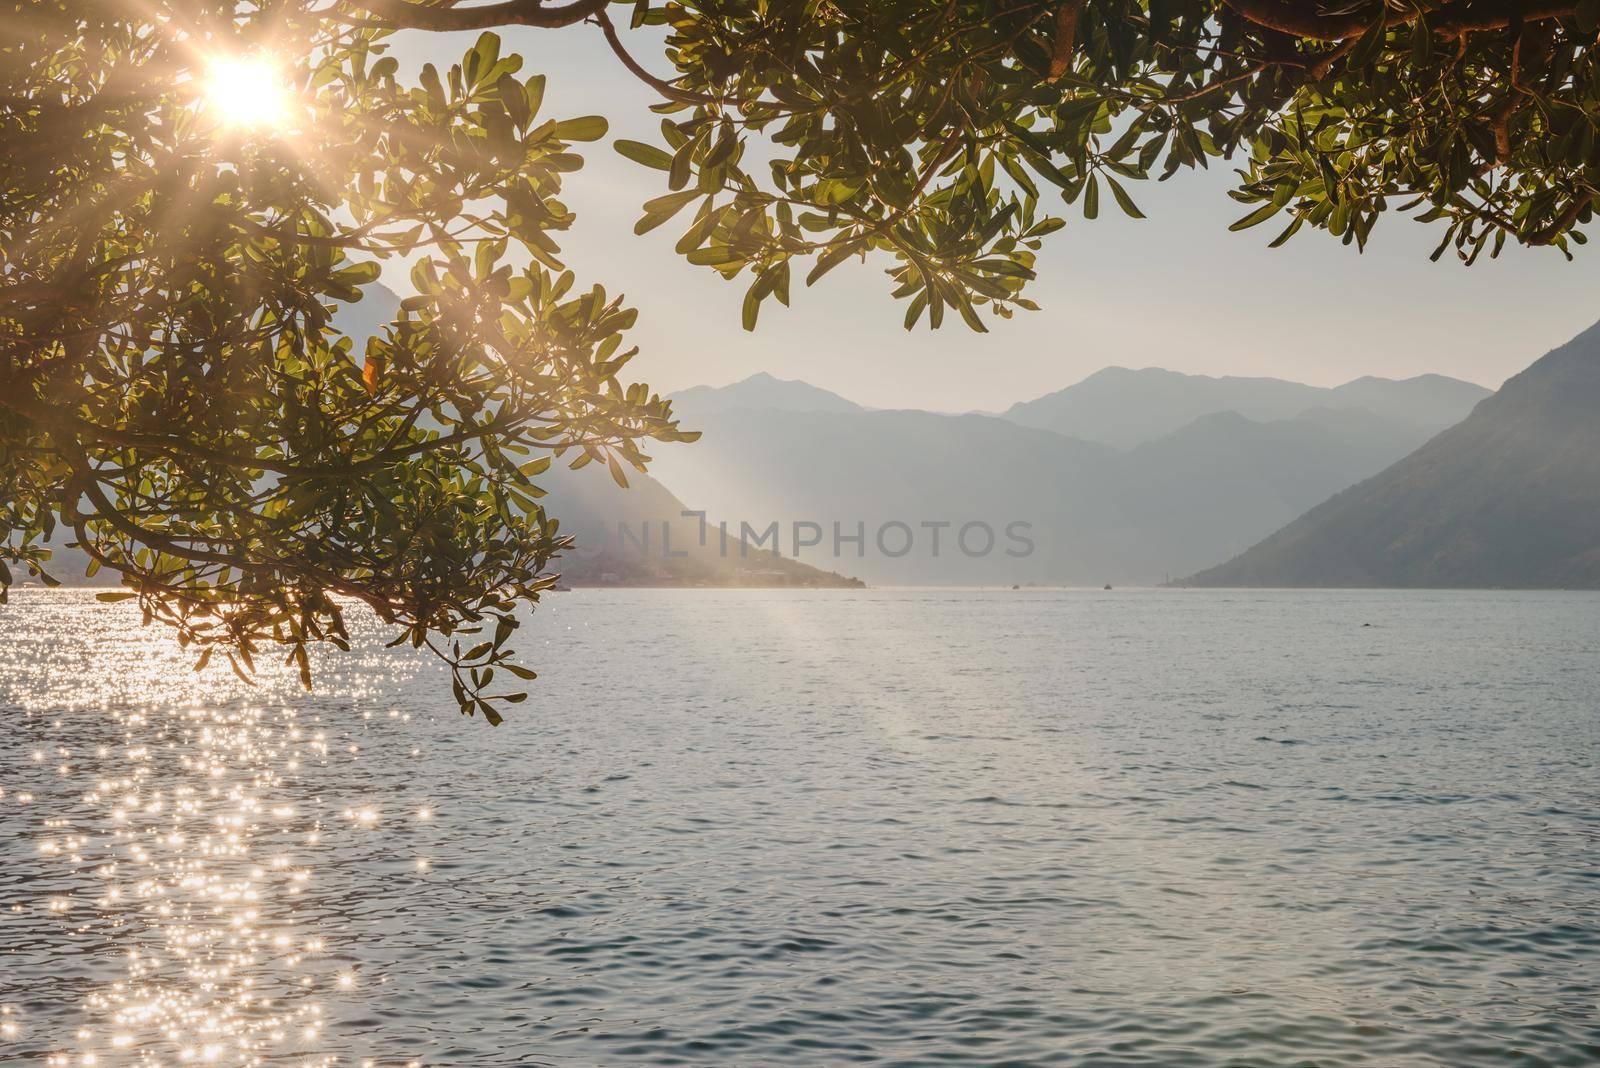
1103,583,1113,590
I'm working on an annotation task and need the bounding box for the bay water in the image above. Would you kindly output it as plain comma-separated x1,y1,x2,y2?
1,588,1597,1066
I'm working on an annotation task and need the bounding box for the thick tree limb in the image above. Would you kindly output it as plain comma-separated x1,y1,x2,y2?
351,0,608,31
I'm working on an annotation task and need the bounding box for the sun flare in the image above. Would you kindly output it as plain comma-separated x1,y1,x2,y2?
201,55,290,131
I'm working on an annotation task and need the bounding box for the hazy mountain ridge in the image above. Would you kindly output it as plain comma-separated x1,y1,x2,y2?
1187,321,1600,588
647,383,1463,585
649,407,1123,585
1325,373,1493,430
1002,366,1490,448
669,372,864,418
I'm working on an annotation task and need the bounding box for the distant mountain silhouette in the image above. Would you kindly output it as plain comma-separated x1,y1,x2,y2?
1003,366,1489,448
669,373,863,418
648,398,1460,586
1188,322,1600,588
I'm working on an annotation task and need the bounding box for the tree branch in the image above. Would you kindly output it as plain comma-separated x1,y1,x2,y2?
592,9,716,105
1218,0,1575,43
1526,189,1594,244
62,441,403,619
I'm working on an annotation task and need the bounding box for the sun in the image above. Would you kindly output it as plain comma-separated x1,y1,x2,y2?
201,54,290,131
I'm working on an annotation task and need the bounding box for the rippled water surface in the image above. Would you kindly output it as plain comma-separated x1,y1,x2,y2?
2,587,1599,1066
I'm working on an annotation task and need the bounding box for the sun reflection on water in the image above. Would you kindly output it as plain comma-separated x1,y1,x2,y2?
21,705,341,1066
1,593,434,1066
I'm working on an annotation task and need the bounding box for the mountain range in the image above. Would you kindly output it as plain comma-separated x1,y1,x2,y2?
650,367,1491,585
338,281,1569,590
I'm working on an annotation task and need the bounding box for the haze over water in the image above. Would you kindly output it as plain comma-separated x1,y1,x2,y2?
2,588,1598,1066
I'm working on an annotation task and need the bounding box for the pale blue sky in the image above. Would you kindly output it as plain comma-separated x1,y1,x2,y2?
388,24,1599,412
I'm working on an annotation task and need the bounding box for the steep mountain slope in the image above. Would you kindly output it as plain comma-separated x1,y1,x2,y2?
1003,366,1489,447
1188,322,1600,588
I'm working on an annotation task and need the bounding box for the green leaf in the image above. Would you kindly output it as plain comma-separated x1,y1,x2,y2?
675,205,720,254
1229,202,1282,231
606,452,629,488
523,74,546,121
614,140,673,170
903,291,928,330
1410,19,1432,66
467,32,500,87
805,240,860,285
554,115,608,142
1105,175,1145,219
687,244,743,267
741,278,763,331
1267,214,1305,248
498,74,530,128
953,291,988,333
668,137,695,190
973,258,1035,280
635,190,701,235
420,63,444,107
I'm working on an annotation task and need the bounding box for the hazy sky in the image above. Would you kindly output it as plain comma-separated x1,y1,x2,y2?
389,24,1600,412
